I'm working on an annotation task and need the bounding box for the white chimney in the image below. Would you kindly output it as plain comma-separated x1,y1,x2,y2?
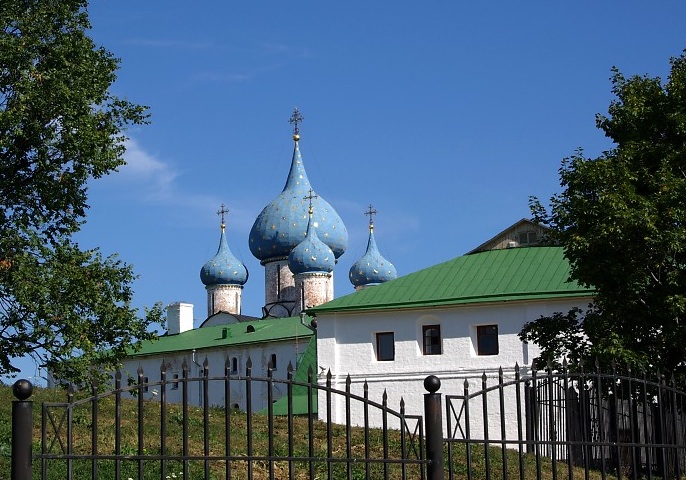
166,302,194,335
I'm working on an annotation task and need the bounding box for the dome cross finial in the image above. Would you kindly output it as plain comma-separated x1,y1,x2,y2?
365,204,378,230
216,203,229,229
288,107,304,140
304,188,318,216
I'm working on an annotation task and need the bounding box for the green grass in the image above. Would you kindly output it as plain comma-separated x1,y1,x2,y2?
0,383,616,480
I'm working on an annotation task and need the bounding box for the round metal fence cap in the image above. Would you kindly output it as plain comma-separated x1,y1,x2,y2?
424,375,441,393
13,379,33,400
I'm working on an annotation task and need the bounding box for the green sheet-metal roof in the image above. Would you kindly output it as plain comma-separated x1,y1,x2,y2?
308,246,594,314
129,315,314,357
261,335,318,415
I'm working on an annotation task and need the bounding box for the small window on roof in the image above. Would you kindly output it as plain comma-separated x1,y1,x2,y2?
518,231,539,245
246,325,255,333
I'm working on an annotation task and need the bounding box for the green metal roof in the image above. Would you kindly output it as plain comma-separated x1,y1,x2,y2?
261,335,318,415
129,315,314,357
308,246,594,314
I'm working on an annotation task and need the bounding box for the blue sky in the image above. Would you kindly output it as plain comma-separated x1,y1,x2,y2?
6,1,686,384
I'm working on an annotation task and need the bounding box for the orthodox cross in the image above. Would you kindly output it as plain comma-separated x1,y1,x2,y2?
365,204,377,229
216,203,229,227
304,188,318,215
289,107,304,136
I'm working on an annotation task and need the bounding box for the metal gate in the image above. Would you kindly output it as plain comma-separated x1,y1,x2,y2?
11,357,434,480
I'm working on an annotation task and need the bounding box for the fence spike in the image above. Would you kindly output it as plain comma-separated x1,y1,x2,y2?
203,356,209,369
225,355,231,369
137,364,143,376
160,359,166,374
287,361,293,373
346,374,351,388
182,358,188,374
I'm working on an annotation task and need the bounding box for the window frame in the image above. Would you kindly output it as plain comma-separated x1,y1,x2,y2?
422,324,442,355
375,331,395,361
476,324,499,356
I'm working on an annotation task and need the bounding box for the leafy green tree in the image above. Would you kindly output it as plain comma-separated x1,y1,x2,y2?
0,0,161,384
523,51,686,382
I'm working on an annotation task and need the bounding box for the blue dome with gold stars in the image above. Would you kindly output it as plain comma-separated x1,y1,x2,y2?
249,113,347,263
200,224,248,286
288,214,335,274
349,212,397,287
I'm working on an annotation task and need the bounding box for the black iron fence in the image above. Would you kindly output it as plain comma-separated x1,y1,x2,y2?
11,358,431,480
445,362,686,480
9,360,686,480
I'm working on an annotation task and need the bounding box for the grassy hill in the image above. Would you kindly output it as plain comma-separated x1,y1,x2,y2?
0,383,614,480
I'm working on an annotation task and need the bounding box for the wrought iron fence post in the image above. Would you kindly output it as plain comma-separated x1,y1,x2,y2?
12,379,33,480
424,375,444,480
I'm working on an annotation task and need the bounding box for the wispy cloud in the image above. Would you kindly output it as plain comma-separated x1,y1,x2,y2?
191,71,255,83
260,43,313,59
104,138,256,230
122,38,213,50
117,138,178,201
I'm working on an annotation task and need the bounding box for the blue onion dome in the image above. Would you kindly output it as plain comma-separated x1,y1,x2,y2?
249,110,348,263
349,208,397,287
200,214,248,286
288,207,335,274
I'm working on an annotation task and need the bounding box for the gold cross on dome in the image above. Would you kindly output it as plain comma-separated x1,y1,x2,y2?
216,203,229,227
304,189,318,215
365,204,378,228
288,107,304,136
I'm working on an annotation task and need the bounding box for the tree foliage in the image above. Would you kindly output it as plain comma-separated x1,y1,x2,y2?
522,51,686,382
0,0,160,384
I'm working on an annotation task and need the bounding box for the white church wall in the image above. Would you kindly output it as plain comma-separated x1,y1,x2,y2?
118,338,304,413
316,297,591,438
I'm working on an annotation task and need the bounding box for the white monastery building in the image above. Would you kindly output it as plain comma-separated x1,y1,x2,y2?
119,111,594,435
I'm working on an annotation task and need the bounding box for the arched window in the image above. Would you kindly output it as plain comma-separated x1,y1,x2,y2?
270,353,277,370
